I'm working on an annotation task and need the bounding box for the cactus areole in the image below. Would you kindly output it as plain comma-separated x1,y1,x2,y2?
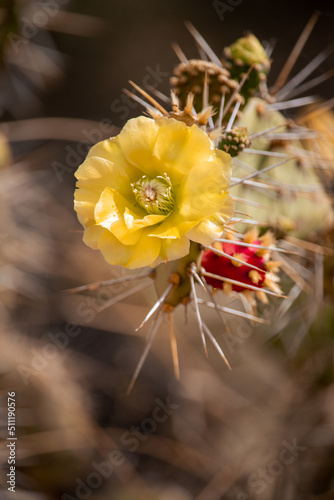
154,242,202,308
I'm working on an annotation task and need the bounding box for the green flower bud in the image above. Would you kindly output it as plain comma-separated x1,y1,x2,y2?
227,34,270,67
219,126,250,157
224,34,271,103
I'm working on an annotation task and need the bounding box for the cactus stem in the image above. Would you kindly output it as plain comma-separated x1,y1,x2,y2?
154,242,202,307
168,273,181,287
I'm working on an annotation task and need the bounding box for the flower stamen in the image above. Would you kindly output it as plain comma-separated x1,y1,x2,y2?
132,174,175,215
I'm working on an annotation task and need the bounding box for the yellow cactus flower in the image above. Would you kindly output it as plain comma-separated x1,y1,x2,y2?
74,116,233,269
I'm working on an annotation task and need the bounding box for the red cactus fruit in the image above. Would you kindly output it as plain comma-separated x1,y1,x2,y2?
200,229,281,302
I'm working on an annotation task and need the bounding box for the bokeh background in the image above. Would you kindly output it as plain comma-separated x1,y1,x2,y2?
1,1,334,499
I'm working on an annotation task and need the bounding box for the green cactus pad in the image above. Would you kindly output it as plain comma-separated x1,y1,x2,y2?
232,97,334,238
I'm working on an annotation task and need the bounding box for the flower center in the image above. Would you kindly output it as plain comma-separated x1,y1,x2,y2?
131,174,175,215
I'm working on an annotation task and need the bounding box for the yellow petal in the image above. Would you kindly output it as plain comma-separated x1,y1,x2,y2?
95,188,166,246
76,213,88,227
159,236,190,262
149,212,198,239
94,188,142,245
83,224,105,249
186,218,223,245
74,187,101,220
75,156,133,197
86,138,141,179
185,196,234,244
214,148,233,178
179,158,231,220
117,117,161,176
98,229,161,269
123,207,165,230
154,118,215,183
94,187,120,229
